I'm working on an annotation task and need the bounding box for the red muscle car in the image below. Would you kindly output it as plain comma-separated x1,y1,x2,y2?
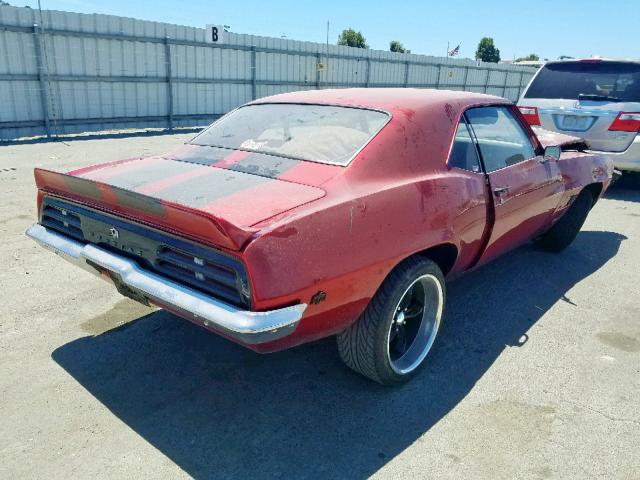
27,89,613,385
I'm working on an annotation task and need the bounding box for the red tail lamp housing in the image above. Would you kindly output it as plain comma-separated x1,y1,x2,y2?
608,112,640,132
518,106,541,126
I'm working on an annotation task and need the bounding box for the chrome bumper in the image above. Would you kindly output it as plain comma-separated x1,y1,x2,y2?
25,224,306,344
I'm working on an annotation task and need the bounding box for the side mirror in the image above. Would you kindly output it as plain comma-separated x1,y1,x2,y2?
543,145,561,161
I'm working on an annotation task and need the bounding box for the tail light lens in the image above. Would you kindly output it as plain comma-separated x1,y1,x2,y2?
518,106,541,126
609,112,640,132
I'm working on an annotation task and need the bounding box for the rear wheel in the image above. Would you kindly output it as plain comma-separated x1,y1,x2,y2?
337,257,445,385
536,190,593,253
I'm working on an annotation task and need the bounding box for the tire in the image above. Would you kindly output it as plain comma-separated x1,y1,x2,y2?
536,190,593,253
337,256,445,385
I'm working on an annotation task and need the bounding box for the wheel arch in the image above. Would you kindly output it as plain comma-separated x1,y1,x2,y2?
412,242,459,276
583,182,603,208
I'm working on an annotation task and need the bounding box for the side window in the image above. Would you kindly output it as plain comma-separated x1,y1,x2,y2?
466,107,536,172
449,119,482,173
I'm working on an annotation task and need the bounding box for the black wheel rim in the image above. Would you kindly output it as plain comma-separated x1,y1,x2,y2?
387,274,443,375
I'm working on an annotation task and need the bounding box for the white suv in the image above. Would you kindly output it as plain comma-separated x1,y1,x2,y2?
517,59,640,173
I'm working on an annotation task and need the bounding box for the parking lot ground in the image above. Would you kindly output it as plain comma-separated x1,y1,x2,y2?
1,134,639,480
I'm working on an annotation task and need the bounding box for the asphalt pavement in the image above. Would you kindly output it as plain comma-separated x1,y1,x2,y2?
1,133,638,479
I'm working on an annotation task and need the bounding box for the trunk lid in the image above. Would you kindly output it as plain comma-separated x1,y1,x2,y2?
36,146,339,250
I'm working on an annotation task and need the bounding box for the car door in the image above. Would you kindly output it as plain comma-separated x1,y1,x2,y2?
466,106,564,265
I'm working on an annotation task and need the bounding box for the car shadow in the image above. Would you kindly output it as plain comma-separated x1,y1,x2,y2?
52,230,625,479
605,173,640,202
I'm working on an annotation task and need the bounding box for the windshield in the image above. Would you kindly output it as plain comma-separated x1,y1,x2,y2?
191,103,390,166
524,61,640,102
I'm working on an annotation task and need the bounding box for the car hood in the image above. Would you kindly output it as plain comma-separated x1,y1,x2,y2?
36,146,341,250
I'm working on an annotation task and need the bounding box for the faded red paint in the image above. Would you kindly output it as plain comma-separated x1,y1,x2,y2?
33,88,612,353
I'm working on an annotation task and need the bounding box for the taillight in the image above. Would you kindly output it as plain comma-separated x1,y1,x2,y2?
609,112,640,132
518,106,541,126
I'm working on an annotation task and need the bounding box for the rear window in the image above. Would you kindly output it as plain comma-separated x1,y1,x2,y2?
191,104,390,166
524,61,640,102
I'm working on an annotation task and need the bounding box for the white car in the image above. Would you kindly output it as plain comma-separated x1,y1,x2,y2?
517,59,640,173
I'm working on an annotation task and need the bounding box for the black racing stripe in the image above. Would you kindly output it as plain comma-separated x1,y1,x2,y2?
61,173,166,218
63,175,103,201
173,146,230,166
225,153,300,179
96,159,202,190
175,146,301,179
153,167,271,208
112,188,166,217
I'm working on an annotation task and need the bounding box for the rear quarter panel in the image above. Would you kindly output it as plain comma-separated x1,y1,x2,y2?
238,98,501,352
551,151,612,221
243,171,489,352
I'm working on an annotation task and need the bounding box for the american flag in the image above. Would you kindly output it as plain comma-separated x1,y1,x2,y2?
448,44,460,57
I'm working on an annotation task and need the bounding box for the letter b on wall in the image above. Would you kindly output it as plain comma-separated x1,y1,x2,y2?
205,25,225,44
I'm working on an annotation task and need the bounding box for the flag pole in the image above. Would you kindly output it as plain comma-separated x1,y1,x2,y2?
447,41,449,57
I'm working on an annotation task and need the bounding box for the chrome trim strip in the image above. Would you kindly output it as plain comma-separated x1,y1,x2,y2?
538,107,619,117
25,224,306,344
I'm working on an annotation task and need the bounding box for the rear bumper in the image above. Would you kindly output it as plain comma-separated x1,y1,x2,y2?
25,224,306,345
591,135,640,173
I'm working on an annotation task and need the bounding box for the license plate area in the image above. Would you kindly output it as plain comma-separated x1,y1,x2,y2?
554,114,596,132
85,258,150,306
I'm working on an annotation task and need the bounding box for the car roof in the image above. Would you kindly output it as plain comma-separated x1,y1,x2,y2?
247,88,515,178
545,58,640,66
250,88,510,113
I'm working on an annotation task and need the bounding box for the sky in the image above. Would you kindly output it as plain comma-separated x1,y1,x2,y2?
7,0,639,60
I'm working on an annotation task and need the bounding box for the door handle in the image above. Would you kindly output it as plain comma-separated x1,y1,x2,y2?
493,186,509,196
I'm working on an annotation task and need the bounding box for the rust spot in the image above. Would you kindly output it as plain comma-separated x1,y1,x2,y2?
349,206,354,232
310,291,327,305
399,108,416,120
444,103,457,123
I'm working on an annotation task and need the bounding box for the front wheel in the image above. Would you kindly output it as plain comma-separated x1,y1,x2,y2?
337,257,445,385
535,190,593,253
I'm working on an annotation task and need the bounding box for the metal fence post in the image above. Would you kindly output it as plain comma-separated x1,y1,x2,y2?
33,23,51,139
516,71,524,99
484,69,491,93
462,66,469,92
502,71,509,98
316,53,321,89
365,58,371,87
435,65,442,89
250,46,257,100
404,61,409,87
164,36,173,130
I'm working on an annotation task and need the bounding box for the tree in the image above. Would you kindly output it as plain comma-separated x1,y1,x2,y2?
515,53,540,62
337,28,368,49
475,37,501,63
389,40,410,54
